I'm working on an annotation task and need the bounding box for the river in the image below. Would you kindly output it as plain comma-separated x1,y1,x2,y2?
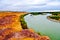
24,13,60,40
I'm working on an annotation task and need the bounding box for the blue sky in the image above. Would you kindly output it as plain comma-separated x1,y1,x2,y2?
0,0,60,12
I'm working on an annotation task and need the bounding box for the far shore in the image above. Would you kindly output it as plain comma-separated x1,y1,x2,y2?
47,16,60,23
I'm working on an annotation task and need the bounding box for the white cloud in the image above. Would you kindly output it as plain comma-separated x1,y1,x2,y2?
46,1,60,6
0,0,48,5
22,0,49,4
0,0,60,11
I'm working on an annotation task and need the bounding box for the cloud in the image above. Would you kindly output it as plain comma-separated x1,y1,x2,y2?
46,1,60,6
0,0,60,11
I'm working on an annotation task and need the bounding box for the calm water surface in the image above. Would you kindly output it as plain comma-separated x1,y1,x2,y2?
24,13,60,40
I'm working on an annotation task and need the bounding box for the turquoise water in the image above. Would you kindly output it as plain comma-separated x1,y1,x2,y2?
24,13,60,40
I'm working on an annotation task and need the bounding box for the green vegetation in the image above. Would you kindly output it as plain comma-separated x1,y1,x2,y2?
30,12,42,15
37,32,41,35
48,12,60,21
49,16,60,20
20,14,28,29
50,12,60,15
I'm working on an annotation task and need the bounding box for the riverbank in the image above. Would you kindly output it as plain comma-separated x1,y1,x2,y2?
47,16,60,23
20,13,28,29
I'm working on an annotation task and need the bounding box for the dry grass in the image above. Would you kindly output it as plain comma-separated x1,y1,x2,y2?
0,12,27,31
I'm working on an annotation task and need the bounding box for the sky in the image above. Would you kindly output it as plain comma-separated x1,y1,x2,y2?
0,0,60,12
